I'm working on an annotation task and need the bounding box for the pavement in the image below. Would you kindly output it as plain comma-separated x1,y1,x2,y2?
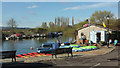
0,44,115,63
1,44,119,68
40,44,119,67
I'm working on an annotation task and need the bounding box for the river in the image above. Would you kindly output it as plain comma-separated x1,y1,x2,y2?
1,35,75,55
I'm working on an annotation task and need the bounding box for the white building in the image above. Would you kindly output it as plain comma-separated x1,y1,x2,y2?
75,25,113,44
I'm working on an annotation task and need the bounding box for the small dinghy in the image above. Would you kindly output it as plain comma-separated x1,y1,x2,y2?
37,43,53,53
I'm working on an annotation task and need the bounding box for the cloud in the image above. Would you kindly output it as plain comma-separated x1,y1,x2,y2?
64,2,113,10
27,5,39,8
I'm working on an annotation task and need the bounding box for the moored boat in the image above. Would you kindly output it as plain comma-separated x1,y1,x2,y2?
37,43,53,53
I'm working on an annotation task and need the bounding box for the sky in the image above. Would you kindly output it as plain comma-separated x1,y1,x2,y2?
2,0,119,2
2,2,118,28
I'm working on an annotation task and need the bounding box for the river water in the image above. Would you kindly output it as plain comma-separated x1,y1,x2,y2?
1,35,75,55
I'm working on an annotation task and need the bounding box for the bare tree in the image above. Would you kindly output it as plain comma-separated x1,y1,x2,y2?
41,22,48,28
67,17,69,26
49,21,55,28
72,16,74,26
7,18,17,29
60,17,69,27
55,17,57,26
57,17,60,26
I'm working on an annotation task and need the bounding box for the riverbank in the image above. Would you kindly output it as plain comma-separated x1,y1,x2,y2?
0,44,115,63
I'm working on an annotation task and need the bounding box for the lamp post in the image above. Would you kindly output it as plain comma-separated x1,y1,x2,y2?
106,15,109,48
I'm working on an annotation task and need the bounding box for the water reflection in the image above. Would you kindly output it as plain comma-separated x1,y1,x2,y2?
2,35,75,54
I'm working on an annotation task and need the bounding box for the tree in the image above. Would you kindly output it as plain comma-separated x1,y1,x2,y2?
115,18,120,28
61,17,69,27
49,22,55,28
66,17,69,26
90,10,114,24
57,17,60,26
55,17,61,27
72,16,74,26
29,28,47,34
55,17,57,26
7,18,17,29
77,21,88,29
41,22,48,29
